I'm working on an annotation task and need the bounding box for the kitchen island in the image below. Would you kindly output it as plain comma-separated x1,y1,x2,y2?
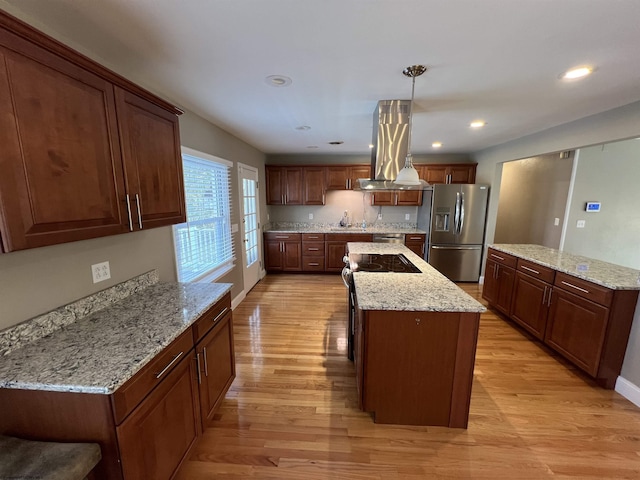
346,242,485,428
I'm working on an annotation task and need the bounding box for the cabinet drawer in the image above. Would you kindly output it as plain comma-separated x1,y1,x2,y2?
487,248,517,268
302,242,324,256
517,259,555,284
301,233,325,242
192,292,232,343
326,233,374,242
264,233,301,241
302,257,325,271
111,328,194,424
554,272,613,307
405,234,426,243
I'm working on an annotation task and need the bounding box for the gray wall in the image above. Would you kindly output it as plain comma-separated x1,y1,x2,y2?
266,153,472,165
473,101,640,388
494,153,573,248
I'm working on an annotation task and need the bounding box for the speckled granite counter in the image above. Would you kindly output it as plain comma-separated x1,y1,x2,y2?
265,222,426,235
0,272,231,394
490,244,640,290
347,243,485,312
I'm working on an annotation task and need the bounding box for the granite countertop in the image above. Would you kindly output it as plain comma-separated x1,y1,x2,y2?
0,278,232,394
347,243,486,313
264,222,427,235
490,244,640,290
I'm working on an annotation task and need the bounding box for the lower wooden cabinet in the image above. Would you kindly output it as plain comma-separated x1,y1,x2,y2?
326,233,373,272
264,233,302,271
510,272,552,340
195,309,235,428
117,353,200,480
484,248,639,389
545,287,609,376
404,234,426,258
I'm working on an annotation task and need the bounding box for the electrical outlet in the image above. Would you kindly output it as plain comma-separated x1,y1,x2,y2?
405,214,410,221
576,220,586,228
91,261,111,283
309,213,314,220
377,214,383,220
554,217,560,226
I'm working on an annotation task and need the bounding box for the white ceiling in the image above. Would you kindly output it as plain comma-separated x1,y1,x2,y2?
4,0,640,155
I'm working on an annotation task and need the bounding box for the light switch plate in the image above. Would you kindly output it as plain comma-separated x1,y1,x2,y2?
554,217,560,226
405,214,410,220
378,214,383,220
91,261,111,283
309,213,314,220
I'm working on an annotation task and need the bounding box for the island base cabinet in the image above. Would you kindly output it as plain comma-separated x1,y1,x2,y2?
359,310,480,428
510,272,551,340
117,354,201,480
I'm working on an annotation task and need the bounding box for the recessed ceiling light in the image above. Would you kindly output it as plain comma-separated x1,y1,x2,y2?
295,125,311,131
265,75,292,87
368,144,374,149
432,142,442,148
561,66,593,80
470,120,486,128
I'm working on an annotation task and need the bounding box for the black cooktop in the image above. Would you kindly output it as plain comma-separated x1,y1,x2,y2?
349,253,421,273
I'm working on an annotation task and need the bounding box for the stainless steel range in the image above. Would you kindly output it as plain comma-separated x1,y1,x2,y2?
341,252,421,360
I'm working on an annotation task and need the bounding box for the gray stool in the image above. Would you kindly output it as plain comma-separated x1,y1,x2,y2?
0,435,101,480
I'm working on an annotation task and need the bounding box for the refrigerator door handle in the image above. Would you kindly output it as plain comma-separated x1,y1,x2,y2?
431,245,481,250
458,192,465,234
454,192,461,235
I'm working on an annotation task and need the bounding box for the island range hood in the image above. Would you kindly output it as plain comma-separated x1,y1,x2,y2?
356,99,431,191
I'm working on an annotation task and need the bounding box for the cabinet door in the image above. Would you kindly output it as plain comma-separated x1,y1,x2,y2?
0,39,128,251
264,241,283,271
495,265,516,316
421,166,448,184
196,312,235,428
545,288,609,376
115,88,185,230
326,242,348,272
481,260,499,305
117,354,200,480
265,166,284,205
396,190,423,206
511,272,550,339
354,307,365,409
370,191,394,206
283,167,303,205
449,165,476,184
325,166,350,190
303,167,326,205
282,241,302,271
349,165,371,190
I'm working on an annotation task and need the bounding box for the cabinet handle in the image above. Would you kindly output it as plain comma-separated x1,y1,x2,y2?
155,351,184,379
490,253,505,261
274,235,289,239
521,265,540,275
394,195,398,206
421,244,425,255
561,281,590,294
195,353,202,384
547,289,553,307
284,194,287,204
203,346,209,377
309,262,319,266
542,286,548,305
125,194,134,231
134,193,143,229
308,247,319,251
494,264,499,279
322,193,325,204
212,307,229,324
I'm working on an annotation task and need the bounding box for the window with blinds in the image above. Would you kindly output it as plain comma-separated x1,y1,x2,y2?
173,149,234,283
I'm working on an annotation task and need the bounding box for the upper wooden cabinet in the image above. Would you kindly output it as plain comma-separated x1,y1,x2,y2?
114,88,185,230
303,167,326,205
418,164,477,184
0,11,185,252
266,166,303,205
370,190,422,206
325,165,370,190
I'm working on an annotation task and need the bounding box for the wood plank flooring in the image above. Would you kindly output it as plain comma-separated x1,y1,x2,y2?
176,274,640,479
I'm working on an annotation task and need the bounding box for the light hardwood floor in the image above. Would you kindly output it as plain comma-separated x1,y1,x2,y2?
176,274,640,479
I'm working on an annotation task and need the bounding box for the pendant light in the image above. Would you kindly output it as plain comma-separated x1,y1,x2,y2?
394,65,427,186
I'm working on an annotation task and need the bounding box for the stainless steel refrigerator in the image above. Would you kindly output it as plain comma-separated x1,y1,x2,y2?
422,184,489,282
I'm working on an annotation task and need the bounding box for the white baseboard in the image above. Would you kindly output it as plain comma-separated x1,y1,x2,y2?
231,290,245,310
615,376,640,408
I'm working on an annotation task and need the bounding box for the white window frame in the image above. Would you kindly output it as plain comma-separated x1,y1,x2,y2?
173,146,235,283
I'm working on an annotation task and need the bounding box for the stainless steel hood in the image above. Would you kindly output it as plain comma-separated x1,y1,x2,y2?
356,100,430,191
